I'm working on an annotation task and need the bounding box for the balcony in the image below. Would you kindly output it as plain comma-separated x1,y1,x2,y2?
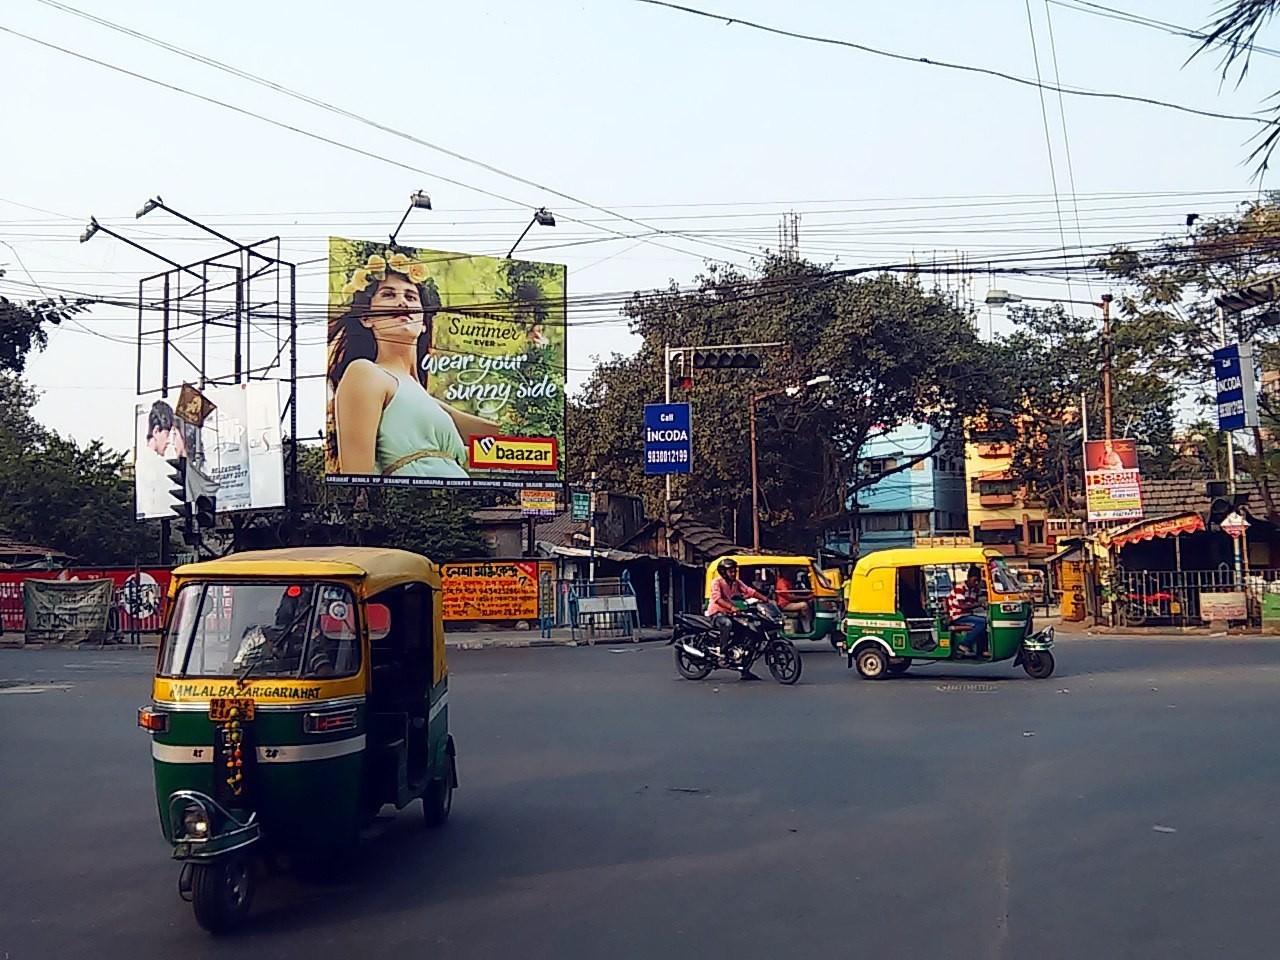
979,493,1016,507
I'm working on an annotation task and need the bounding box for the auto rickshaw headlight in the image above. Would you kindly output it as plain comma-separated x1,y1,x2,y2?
181,802,210,839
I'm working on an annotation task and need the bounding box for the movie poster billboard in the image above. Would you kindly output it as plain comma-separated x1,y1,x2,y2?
323,238,566,490
134,382,285,520
1084,438,1143,522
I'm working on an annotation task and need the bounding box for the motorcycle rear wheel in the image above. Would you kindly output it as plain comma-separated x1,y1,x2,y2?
765,640,802,685
675,646,713,680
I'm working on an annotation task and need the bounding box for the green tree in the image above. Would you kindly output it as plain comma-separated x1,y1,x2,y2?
1194,2,1280,178
294,445,486,561
0,271,89,373
0,373,158,564
988,304,1177,516
569,256,998,552
1100,198,1280,516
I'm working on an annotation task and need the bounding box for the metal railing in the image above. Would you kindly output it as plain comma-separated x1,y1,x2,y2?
1105,567,1280,628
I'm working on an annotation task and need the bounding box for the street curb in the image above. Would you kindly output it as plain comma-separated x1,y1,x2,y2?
445,632,669,650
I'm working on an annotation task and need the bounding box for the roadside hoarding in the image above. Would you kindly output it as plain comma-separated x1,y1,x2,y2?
643,402,692,475
441,561,539,621
520,489,556,517
1084,438,1143,522
1213,342,1259,431
134,382,285,520
324,238,566,490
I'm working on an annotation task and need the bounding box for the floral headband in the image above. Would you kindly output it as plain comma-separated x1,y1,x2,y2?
339,249,432,302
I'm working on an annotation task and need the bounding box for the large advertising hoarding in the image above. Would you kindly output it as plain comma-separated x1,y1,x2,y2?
324,238,566,490
134,382,285,520
1084,438,1143,522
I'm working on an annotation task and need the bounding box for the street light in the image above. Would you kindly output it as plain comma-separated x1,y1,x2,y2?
389,190,433,246
507,207,556,258
984,288,1116,440
749,374,832,552
135,194,249,252
77,214,202,280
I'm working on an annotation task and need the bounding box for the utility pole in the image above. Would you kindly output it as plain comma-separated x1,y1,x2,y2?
589,471,598,583
1101,293,1114,440
750,397,761,552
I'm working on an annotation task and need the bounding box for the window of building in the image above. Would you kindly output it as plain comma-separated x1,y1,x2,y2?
911,512,932,531
911,458,927,471
1028,521,1045,545
862,512,905,532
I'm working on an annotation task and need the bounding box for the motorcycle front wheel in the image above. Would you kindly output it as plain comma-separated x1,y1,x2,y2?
765,639,802,685
675,645,713,680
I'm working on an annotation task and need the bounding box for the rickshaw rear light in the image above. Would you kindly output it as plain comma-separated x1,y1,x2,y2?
137,706,168,734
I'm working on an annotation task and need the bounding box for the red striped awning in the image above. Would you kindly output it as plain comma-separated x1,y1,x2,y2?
1101,512,1205,548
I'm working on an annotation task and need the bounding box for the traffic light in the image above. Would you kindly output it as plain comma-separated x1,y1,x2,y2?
669,350,693,390
195,494,217,531
692,347,763,370
166,456,191,523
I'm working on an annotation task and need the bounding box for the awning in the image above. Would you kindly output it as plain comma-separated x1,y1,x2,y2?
1046,541,1084,564
1099,512,1206,549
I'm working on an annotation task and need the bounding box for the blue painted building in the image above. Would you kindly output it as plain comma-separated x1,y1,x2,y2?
824,422,968,556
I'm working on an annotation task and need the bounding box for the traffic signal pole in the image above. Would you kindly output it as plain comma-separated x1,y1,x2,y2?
662,341,784,554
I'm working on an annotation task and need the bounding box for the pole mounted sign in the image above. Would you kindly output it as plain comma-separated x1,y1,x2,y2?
643,403,692,475
1213,342,1259,431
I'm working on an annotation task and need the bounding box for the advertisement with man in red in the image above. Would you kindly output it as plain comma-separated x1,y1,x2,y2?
1084,438,1143,522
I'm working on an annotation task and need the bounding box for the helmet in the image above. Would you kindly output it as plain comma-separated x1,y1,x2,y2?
716,558,739,577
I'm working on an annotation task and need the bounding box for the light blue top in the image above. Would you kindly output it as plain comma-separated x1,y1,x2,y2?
374,371,469,477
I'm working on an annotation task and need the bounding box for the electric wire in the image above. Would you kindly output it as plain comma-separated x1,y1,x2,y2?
18,3,760,266
632,0,1279,128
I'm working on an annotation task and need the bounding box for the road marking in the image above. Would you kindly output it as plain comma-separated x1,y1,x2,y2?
0,683,73,695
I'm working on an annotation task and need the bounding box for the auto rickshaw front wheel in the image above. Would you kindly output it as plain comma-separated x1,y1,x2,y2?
854,646,889,680
1021,650,1055,679
189,854,255,934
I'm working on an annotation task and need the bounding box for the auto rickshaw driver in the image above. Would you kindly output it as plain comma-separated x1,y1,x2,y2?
946,565,988,658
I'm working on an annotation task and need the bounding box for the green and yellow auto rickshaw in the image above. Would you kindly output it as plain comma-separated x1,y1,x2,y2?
137,547,457,934
704,553,845,647
839,546,1055,680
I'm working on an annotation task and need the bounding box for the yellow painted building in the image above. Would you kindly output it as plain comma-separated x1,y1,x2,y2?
963,419,1049,563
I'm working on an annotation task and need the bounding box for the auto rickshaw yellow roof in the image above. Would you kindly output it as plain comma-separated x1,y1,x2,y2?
171,546,441,595
850,546,1003,574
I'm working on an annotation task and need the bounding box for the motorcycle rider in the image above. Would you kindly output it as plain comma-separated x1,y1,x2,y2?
706,557,769,680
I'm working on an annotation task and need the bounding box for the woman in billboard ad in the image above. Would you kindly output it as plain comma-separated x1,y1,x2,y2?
326,245,497,479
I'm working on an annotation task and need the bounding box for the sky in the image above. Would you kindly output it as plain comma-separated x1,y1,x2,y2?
2,0,1277,456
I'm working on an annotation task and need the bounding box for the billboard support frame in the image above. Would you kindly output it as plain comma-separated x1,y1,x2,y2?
134,235,299,559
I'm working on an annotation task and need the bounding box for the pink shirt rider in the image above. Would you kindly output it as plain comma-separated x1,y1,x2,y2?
706,576,766,616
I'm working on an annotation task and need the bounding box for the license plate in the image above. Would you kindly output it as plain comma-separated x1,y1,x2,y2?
209,697,255,722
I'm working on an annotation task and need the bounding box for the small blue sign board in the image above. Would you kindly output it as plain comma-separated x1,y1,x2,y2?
643,403,692,475
1213,342,1259,432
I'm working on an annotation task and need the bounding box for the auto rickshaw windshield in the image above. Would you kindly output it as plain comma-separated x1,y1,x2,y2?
158,580,361,680
988,558,1023,594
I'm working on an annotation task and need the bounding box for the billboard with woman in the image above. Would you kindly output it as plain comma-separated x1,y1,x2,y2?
324,238,566,489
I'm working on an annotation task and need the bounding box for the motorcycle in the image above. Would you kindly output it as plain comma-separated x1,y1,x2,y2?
667,599,803,685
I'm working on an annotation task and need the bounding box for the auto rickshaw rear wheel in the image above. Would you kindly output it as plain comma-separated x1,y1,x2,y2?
423,753,456,828
855,646,889,680
1022,650,1055,679
190,854,255,934
887,658,911,676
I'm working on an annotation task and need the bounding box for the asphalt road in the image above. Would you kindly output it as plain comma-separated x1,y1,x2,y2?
2,636,1279,959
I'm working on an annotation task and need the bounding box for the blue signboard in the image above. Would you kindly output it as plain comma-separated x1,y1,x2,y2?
643,403,692,475
1213,342,1259,432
